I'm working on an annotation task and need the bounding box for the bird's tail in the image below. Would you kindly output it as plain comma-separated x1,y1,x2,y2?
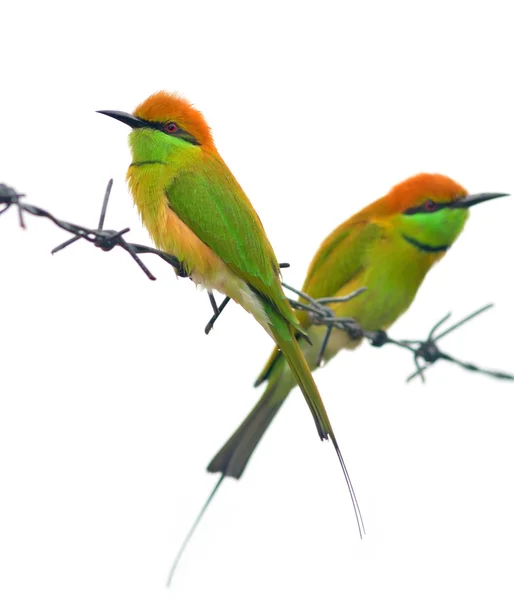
209,310,364,519
207,351,292,475
209,311,364,528
166,373,290,587
208,305,337,478
166,312,364,586
265,310,364,533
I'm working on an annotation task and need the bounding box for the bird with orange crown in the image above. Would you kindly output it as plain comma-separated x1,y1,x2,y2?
97,92,508,581
166,170,508,582
98,91,364,534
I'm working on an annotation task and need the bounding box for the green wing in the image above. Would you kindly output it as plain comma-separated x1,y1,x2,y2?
302,219,383,300
165,154,299,330
255,219,384,385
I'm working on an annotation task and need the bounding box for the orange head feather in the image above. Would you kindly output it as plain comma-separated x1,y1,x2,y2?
363,173,468,218
134,91,215,149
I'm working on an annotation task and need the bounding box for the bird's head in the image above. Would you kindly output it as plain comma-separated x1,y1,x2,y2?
376,173,508,253
98,91,214,165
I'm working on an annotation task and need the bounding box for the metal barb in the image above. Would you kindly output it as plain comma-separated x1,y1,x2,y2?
427,312,452,340
98,179,114,230
403,305,513,383
432,304,493,342
120,240,157,280
53,180,114,254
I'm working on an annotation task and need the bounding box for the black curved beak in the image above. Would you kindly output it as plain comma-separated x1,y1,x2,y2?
97,110,148,129
452,192,509,208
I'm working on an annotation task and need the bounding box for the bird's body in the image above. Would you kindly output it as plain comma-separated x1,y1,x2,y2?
208,174,507,479
261,205,445,367
99,91,363,536
127,148,270,328
166,173,510,584
99,99,508,582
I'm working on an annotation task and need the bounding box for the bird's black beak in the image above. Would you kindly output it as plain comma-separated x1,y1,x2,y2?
97,110,148,129
452,192,509,208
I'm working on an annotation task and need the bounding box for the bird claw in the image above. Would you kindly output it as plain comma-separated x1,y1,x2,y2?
175,263,189,278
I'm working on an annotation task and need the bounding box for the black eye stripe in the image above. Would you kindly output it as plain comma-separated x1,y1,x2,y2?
141,120,201,145
108,112,201,146
404,200,447,215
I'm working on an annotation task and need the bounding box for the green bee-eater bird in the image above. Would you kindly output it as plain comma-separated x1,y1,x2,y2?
98,91,362,533
210,173,507,477
167,172,508,583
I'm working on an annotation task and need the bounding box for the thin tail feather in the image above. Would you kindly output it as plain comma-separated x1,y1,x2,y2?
167,313,365,589
167,375,290,589
166,474,225,587
269,317,365,538
331,435,365,538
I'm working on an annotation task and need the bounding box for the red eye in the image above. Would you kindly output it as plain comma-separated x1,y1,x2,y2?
424,199,437,211
165,122,178,133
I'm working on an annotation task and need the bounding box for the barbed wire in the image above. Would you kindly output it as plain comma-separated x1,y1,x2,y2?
288,294,514,383
0,181,186,280
1,181,512,384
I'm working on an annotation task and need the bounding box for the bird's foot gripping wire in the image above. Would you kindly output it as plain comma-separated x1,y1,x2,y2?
281,282,367,366
203,262,292,335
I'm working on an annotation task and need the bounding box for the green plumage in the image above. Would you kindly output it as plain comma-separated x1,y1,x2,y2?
301,222,383,301
101,93,368,579
165,154,302,334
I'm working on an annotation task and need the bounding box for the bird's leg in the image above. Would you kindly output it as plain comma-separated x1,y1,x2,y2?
208,292,220,316
283,283,368,363
205,296,231,335
316,324,333,367
203,260,289,337
174,263,189,278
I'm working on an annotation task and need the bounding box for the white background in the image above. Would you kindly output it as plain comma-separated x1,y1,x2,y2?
1,1,513,599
